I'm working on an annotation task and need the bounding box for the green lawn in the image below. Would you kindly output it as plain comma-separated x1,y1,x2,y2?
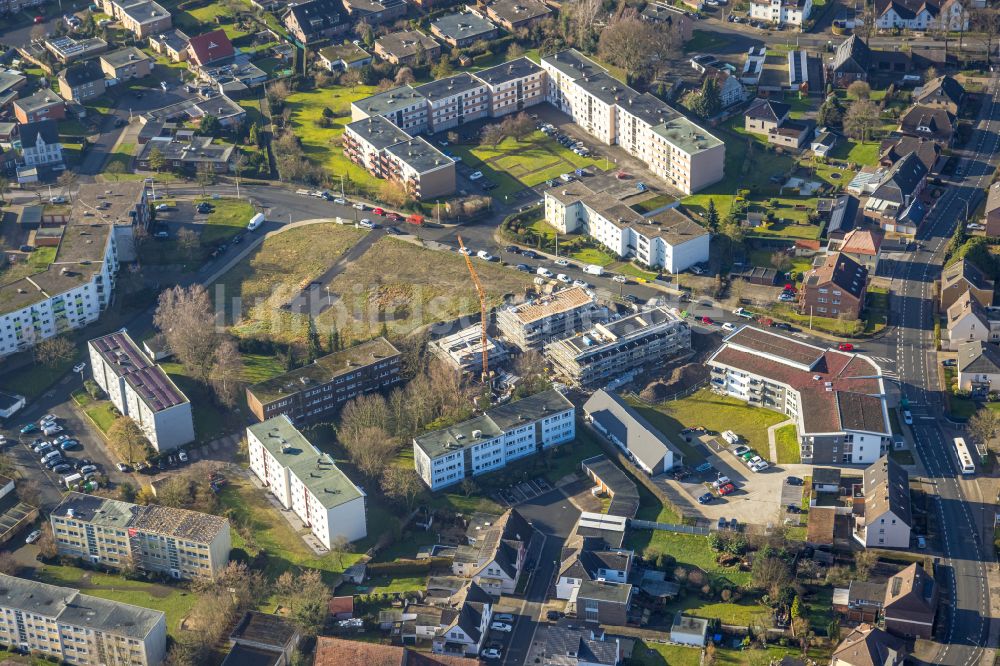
159,362,238,442
609,261,659,282
36,564,197,638
197,198,256,245
629,390,786,465
285,85,382,194
760,303,864,336
450,131,605,199
341,574,427,596
570,247,617,266
829,138,881,166
632,642,702,666
84,400,119,434
864,286,890,334
684,29,732,53
0,353,81,400
747,248,811,276
664,595,770,626
774,423,801,464
241,353,286,384
629,531,751,587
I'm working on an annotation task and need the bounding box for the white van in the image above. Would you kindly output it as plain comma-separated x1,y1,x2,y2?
40,450,61,464
247,212,265,231
584,264,603,276
722,430,739,445
63,473,82,488
536,267,553,278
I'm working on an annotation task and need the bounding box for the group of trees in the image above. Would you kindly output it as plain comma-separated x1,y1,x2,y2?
686,77,722,120
479,112,536,149
153,285,245,408
597,9,682,84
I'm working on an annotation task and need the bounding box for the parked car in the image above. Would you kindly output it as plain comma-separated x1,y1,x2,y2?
554,258,570,267
751,460,770,472
40,414,56,424
79,464,98,475
469,171,484,181
733,445,750,456
43,425,63,436
786,476,804,486
546,610,562,621
60,440,81,451
515,264,531,272
73,362,87,373
787,504,803,514
612,274,627,283
722,430,739,445
25,530,41,544
116,463,130,472
359,219,375,229
942,359,957,367
778,293,796,302
556,273,571,283
722,322,737,332
837,342,854,352
481,649,502,660
572,279,589,288
476,250,495,262
697,492,714,504
52,463,72,474
490,622,513,632
718,483,736,496
712,476,732,488
916,536,927,549
33,442,53,454
353,202,366,210
494,613,514,623
178,451,188,462
333,198,347,205
459,247,473,256
903,410,913,425
701,316,714,325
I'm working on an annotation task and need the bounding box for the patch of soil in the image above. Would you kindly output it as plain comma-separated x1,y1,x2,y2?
639,363,708,402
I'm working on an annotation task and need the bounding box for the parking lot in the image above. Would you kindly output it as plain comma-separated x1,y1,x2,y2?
493,477,552,507
657,433,813,526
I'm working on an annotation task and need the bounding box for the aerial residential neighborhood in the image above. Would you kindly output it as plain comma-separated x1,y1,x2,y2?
0,0,997,663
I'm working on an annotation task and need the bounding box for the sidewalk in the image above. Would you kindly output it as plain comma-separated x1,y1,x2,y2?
766,419,795,463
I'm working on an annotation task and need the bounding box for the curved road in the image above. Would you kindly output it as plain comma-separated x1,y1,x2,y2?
889,77,999,664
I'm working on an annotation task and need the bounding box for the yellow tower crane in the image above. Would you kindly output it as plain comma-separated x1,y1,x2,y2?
457,235,489,382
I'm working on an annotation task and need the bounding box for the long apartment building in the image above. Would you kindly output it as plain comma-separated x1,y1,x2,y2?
247,415,367,549
50,492,231,580
496,286,609,350
349,57,547,197
0,573,166,666
245,337,402,423
707,326,891,465
540,49,724,195
544,177,710,272
414,389,575,490
0,182,147,359
545,306,691,386
88,331,194,453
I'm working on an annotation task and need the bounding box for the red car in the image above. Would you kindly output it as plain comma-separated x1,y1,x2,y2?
838,342,855,352
701,316,714,325
372,207,385,216
33,15,44,22
386,212,401,221
718,483,736,496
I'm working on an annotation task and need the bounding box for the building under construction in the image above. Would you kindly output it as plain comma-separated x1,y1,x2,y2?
429,325,509,374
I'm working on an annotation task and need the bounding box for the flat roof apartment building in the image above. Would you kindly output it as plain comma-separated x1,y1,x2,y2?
540,49,724,195
0,573,166,666
0,183,146,359
545,306,691,386
88,330,194,453
414,389,575,490
51,492,231,580
707,326,891,464
248,415,367,549
245,337,402,422
544,182,710,273
496,286,609,350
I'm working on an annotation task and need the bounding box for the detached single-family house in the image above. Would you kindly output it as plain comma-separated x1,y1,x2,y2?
832,624,906,666
946,291,1000,349
318,43,372,71
799,252,868,320
811,129,837,157
556,547,633,600
879,136,942,173
883,563,939,639
899,105,956,146
485,0,552,31
13,90,66,124
57,59,105,102
829,35,911,87
185,29,234,69
940,259,994,311
99,47,153,81
745,98,790,135
373,29,441,66
957,340,1000,393
284,0,348,46
451,509,531,596
574,580,632,626
17,120,62,168
431,582,494,657
769,119,813,150
863,151,928,233
704,67,747,108
854,456,911,549
914,75,965,114
583,390,684,475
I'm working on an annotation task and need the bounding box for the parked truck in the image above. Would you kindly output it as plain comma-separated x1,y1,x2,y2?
584,264,603,276
247,212,265,231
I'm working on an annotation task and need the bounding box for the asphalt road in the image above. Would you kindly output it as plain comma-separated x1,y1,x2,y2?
880,76,1000,665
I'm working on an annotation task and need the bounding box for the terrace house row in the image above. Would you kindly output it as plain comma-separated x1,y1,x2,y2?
413,389,575,490
707,326,891,465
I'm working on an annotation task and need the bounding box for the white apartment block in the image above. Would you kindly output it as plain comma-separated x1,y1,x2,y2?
51,492,231,580
750,0,812,26
0,573,167,666
414,389,575,490
707,326,891,465
544,183,709,273
88,331,194,453
247,415,367,548
477,58,547,117
541,49,724,195
0,183,147,360
416,73,490,132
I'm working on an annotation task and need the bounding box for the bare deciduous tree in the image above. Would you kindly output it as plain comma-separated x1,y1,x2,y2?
847,80,872,100
176,227,199,263
973,8,1000,66
381,465,422,510
343,425,397,479
209,337,244,407
844,99,880,143
33,335,75,368
968,408,1000,453
854,549,878,581
107,417,153,466
598,10,680,82
154,285,219,383
480,123,506,149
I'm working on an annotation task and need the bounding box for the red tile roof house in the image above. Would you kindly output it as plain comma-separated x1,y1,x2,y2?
800,251,869,320
185,29,235,70
835,227,884,273
707,326,891,465
328,596,354,620
882,562,939,639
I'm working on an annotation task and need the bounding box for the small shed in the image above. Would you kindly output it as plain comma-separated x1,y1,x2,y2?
670,613,708,647
329,596,354,620
812,467,842,493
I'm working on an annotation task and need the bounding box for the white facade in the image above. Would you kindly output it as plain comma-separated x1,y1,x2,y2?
0,235,118,359
858,507,911,548
876,0,967,31
21,133,63,167
544,193,710,273
88,332,194,453
414,390,576,491
750,0,812,25
247,416,367,549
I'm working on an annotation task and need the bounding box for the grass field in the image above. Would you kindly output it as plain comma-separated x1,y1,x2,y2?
747,249,811,277
633,642,702,666
571,247,617,266
664,595,770,626
774,423,801,464
318,237,534,344
610,261,659,282
0,353,80,400
629,530,751,587
829,138,881,166
629,390,786,465
197,198,257,245
35,564,197,638
215,223,368,345
241,353,286,384
285,85,382,194
159,362,237,441
451,131,605,198
84,400,119,434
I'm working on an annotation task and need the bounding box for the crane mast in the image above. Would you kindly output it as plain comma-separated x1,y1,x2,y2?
457,235,489,382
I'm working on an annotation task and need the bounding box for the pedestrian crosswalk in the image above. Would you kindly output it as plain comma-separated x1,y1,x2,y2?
870,355,896,366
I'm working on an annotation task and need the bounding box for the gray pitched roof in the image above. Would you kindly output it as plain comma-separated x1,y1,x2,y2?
583,390,683,471
942,258,993,293
746,98,790,123
863,456,911,527
915,75,964,108
871,151,927,204
19,119,59,149
956,340,1000,375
